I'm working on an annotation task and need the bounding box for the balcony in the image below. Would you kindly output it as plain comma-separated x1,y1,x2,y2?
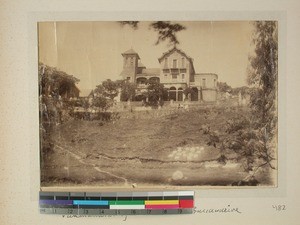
170,68,186,74
163,68,187,75
170,68,179,74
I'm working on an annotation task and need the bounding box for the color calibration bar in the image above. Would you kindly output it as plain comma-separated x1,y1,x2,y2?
39,191,194,215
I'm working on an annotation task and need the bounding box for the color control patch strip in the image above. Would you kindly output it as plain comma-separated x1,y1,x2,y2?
39,191,194,215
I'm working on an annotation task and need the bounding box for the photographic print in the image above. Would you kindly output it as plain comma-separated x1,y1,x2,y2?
38,21,278,188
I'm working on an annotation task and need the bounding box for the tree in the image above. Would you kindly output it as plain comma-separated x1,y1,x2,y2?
120,21,186,46
117,80,137,101
217,82,232,93
146,80,166,107
39,63,80,99
92,96,112,111
247,21,278,135
231,86,251,96
202,21,278,185
183,87,197,100
246,21,278,172
94,79,119,100
92,79,120,111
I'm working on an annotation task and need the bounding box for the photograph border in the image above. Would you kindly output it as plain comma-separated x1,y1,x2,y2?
28,11,286,201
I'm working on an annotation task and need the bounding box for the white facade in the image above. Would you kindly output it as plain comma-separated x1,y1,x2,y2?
120,47,218,102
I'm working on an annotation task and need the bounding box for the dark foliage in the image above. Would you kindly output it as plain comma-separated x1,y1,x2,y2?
247,21,278,135
217,81,232,93
39,63,80,99
146,80,166,107
118,80,137,101
119,21,139,29
150,21,186,45
119,21,186,46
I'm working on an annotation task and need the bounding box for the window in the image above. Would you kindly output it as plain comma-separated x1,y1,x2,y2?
130,57,133,66
127,77,131,81
182,74,185,80
172,74,177,79
181,58,185,68
202,78,206,87
164,58,168,68
173,59,177,68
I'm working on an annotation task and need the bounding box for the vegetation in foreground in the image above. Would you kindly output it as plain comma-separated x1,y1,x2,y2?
40,103,276,187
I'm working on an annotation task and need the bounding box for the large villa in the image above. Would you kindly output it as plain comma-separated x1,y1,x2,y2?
120,47,218,102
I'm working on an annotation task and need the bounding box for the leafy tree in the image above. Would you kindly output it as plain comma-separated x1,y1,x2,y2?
39,63,80,99
116,79,136,101
92,96,112,111
92,79,120,111
247,21,278,135
231,86,251,96
94,79,119,100
217,81,232,93
183,87,197,100
120,21,186,46
119,21,139,29
146,80,166,107
203,21,278,185
150,21,186,45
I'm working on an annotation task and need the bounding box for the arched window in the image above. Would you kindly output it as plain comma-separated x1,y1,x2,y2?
178,87,183,101
169,87,176,101
191,87,198,101
137,77,147,85
173,59,177,68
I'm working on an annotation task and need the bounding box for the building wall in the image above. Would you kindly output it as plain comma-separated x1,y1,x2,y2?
202,89,217,101
194,74,218,89
159,51,191,85
121,48,218,102
121,54,139,82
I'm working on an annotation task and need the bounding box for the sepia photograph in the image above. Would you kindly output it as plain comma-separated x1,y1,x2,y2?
38,21,278,188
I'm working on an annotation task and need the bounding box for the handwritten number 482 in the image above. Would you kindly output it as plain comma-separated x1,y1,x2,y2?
272,205,286,211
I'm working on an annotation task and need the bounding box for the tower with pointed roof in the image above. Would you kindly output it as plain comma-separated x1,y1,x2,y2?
120,48,140,83
119,47,218,102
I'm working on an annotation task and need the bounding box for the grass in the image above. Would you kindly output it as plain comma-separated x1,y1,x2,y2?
41,104,275,187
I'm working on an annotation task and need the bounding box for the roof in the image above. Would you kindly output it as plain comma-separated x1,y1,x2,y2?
120,68,135,77
137,68,160,76
122,48,140,59
158,47,193,63
138,61,146,68
195,73,218,78
79,88,93,97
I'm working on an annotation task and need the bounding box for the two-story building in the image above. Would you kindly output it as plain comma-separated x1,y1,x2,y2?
120,47,218,102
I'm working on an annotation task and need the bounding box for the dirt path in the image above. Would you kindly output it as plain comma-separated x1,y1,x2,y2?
55,144,129,186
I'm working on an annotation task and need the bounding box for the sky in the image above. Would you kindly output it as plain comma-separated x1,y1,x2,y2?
38,21,254,95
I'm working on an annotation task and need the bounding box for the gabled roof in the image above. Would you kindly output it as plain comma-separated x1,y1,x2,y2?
122,48,140,59
158,47,193,63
